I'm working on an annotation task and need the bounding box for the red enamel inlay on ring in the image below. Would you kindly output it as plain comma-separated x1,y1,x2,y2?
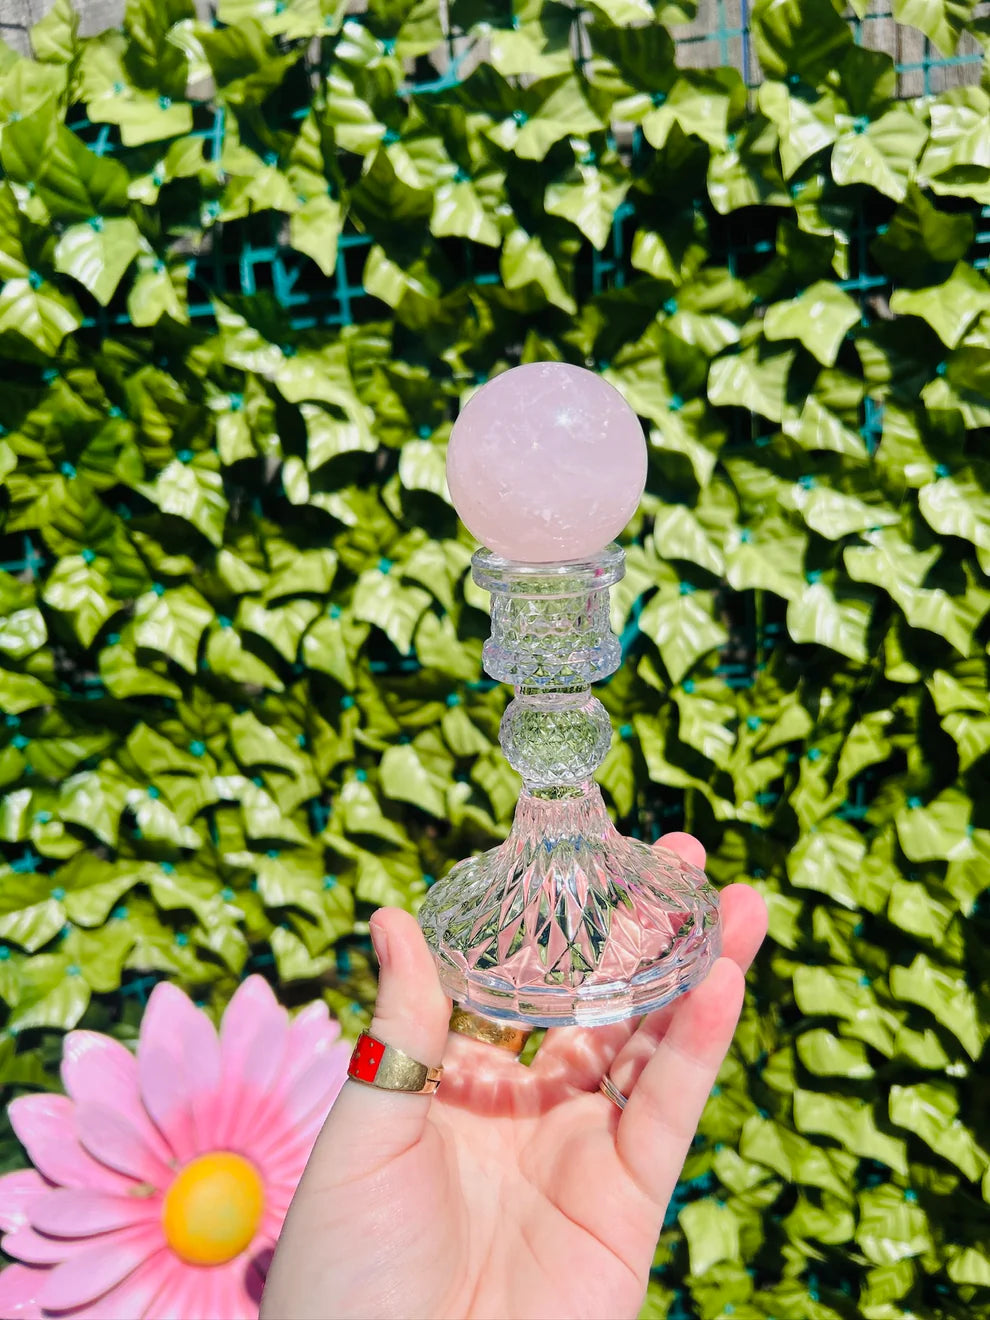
348,1033,386,1083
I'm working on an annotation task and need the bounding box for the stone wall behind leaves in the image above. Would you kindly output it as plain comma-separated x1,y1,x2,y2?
0,1,989,1316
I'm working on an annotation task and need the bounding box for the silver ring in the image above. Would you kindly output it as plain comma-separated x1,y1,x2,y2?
599,1074,628,1111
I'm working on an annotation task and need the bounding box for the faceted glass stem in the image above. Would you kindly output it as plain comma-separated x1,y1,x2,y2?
419,545,722,1027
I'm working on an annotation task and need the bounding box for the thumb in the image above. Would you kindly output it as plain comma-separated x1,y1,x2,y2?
325,907,451,1164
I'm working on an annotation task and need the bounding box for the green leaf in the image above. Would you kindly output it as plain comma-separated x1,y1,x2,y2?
708,345,793,422
787,817,866,911
54,218,143,306
41,554,117,648
229,710,310,778
845,527,988,655
645,68,746,152
238,598,320,663
783,396,868,458
751,0,853,84
8,954,91,1031
652,504,726,577
918,88,990,204
132,584,214,674
638,589,728,685
271,924,334,981
0,606,46,660
788,471,900,541
724,516,808,601
137,459,228,547
198,19,302,107
918,463,990,552
793,1090,908,1174
758,82,837,179
0,669,53,713
57,770,127,848
486,8,575,79
0,276,82,354
380,742,449,817
890,954,985,1059
856,1185,932,1264
786,580,872,663
679,1197,741,1276
31,0,78,62
740,1114,857,1198
872,184,974,281
430,178,501,247
61,922,135,994
100,637,183,700
707,117,791,215
352,568,431,655
18,121,131,222
217,0,339,38
59,854,143,926
336,777,406,847
763,281,860,367
544,156,630,251
896,788,974,862
289,194,342,276
890,262,990,348
500,227,576,314
0,874,64,951
127,261,189,326
796,1029,874,1079
831,107,928,202
892,0,978,56
948,1248,990,1286
511,77,602,161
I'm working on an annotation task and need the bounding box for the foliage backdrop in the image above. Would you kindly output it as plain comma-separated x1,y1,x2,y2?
0,0,989,1315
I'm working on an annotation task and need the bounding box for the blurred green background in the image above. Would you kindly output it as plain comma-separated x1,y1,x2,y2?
0,0,989,1315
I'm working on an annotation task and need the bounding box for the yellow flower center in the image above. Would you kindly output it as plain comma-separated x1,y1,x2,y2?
162,1152,264,1266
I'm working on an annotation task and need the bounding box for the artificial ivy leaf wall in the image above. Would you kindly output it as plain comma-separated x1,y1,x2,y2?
0,0,989,1315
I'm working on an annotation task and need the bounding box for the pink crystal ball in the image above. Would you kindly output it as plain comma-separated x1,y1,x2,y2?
445,362,648,563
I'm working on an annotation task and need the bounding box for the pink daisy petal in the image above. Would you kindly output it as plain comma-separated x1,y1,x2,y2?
244,1006,346,1139
222,1256,269,1320
36,1225,159,1312
75,1103,174,1187
138,983,221,1160
61,1033,175,1167
144,1259,221,1320
219,977,289,1095
242,1045,348,1176
136,1045,199,1164
31,1189,162,1238
260,1192,294,1239
0,1262,45,1318
283,1048,350,1126
74,1249,174,1320
213,980,290,1147
8,1096,133,1195
2,1224,106,1265
286,1001,339,1063
0,1170,49,1234
222,1026,346,1160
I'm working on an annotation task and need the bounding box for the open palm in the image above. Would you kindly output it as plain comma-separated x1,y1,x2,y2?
262,835,766,1320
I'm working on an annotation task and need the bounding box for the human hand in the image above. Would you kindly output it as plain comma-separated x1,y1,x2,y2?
262,834,767,1320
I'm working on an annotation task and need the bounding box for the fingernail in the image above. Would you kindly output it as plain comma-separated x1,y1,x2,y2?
370,917,389,969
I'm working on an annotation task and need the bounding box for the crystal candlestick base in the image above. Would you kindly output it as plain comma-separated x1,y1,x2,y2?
418,546,722,1027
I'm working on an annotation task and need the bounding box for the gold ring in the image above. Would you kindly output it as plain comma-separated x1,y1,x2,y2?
599,1074,628,1111
347,1032,443,1094
449,1006,532,1056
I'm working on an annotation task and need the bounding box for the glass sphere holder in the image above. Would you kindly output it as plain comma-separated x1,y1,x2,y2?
418,544,722,1028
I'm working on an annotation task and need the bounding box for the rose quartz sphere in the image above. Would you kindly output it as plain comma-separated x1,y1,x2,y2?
445,362,647,563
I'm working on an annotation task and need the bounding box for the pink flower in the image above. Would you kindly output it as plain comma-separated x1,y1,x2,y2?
0,976,350,1319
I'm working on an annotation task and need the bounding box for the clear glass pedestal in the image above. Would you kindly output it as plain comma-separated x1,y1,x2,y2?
418,545,722,1028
